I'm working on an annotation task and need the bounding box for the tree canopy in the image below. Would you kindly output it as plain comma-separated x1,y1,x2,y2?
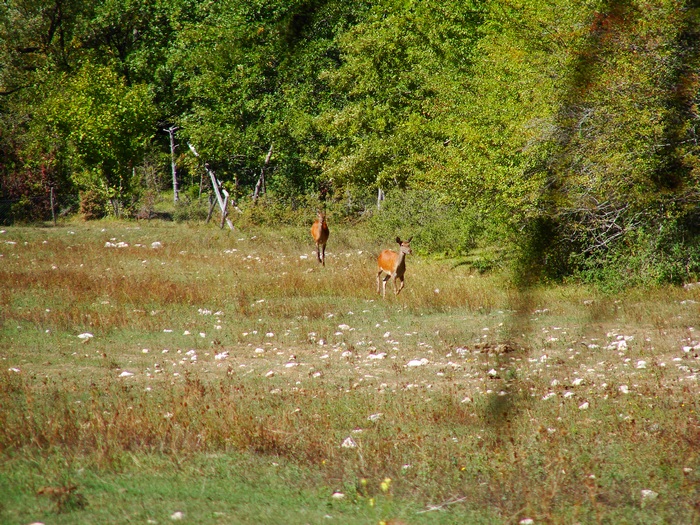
1,0,699,285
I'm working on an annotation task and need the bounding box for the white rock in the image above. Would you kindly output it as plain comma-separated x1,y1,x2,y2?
170,511,184,520
640,489,658,507
77,332,94,339
119,371,134,377
578,401,589,410
151,241,162,249
407,358,429,367
341,437,357,448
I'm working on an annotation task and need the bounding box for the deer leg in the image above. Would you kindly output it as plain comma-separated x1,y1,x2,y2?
395,276,404,295
321,243,326,266
379,272,390,297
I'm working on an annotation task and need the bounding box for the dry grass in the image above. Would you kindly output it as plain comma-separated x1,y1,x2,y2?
1,221,699,523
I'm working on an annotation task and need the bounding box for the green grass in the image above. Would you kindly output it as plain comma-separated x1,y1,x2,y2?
1,220,699,524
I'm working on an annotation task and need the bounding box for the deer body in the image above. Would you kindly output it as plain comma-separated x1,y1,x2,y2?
377,237,412,297
311,212,329,266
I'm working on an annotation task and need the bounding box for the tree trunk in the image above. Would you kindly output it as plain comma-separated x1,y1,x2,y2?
165,126,179,203
252,144,273,204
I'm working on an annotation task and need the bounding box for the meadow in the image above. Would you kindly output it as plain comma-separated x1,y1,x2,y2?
0,219,699,524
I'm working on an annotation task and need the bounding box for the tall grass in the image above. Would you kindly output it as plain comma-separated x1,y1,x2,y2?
1,220,699,524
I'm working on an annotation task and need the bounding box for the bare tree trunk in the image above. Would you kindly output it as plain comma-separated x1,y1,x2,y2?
165,126,179,203
188,142,235,230
205,163,234,230
252,144,273,204
219,193,229,229
377,187,385,209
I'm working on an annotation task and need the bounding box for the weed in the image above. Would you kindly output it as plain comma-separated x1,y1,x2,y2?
0,222,699,523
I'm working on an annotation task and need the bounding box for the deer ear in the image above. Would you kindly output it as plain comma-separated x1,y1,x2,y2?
395,236,402,244
407,236,413,242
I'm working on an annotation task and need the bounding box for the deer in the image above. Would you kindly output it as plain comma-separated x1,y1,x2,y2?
377,236,413,297
310,211,330,266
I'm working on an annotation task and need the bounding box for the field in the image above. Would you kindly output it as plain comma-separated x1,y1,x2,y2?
1,220,699,524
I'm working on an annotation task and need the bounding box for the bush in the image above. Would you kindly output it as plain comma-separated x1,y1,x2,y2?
79,190,107,221
172,198,210,222
367,189,480,256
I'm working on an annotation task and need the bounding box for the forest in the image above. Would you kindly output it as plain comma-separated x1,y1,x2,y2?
2,0,700,287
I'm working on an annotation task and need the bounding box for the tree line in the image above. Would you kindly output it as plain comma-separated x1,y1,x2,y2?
1,0,699,286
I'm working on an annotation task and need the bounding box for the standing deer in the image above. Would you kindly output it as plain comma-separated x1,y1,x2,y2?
377,237,413,297
311,211,330,266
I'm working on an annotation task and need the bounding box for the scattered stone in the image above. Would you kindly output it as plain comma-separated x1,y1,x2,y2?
341,437,357,448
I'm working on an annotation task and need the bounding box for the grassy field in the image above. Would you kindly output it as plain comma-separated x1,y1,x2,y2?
1,219,699,524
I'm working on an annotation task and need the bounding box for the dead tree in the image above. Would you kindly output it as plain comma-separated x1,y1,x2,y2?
164,126,179,203
188,143,235,231
252,144,274,204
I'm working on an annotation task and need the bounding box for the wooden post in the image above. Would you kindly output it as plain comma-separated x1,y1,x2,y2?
206,193,216,223
50,186,56,226
377,187,385,209
164,126,179,203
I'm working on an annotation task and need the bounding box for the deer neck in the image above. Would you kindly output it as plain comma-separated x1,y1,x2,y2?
395,250,407,272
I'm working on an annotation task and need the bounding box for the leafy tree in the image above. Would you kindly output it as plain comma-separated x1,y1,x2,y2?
45,61,156,215
169,0,372,201
315,0,483,201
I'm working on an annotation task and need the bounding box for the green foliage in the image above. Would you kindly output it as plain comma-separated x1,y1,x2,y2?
368,189,480,256
316,0,482,195
1,0,700,285
79,189,107,221
171,198,210,222
169,0,371,196
51,62,156,197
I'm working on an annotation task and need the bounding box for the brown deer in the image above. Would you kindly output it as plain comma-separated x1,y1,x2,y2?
310,211,330,266
377,237,413,297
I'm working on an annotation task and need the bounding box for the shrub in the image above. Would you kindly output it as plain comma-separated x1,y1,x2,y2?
79,190,107,221
368,189,480,256
172,198,210,222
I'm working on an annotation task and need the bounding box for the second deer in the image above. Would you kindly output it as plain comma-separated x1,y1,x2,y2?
311,211,330,266
377,236,413,297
